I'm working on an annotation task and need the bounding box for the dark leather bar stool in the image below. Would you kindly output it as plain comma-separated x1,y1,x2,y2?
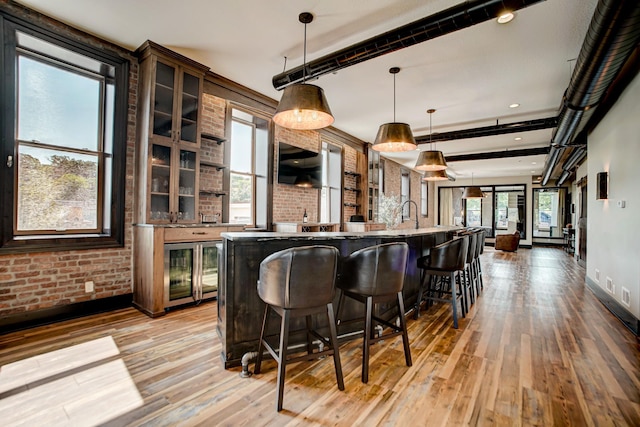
473,230,485,294
414,235,469,328
337,242,412,383
254,245,344,412
461,231,478,306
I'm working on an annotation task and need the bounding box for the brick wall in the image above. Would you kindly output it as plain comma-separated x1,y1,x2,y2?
273,127,321,222
0,21,138,318
199,94,226,218
383,159,435,229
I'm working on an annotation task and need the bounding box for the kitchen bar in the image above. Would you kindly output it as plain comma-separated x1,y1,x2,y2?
217,226,460,367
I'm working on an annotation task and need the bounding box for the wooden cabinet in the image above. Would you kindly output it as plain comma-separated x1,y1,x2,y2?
135,41,209,224
133,224,244,317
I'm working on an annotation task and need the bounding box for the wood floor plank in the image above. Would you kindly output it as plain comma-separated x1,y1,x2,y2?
1,247,639,426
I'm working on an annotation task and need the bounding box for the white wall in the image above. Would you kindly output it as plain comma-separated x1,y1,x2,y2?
587,71,640,319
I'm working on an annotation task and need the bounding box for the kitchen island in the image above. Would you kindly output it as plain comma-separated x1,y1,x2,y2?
217,226,460,367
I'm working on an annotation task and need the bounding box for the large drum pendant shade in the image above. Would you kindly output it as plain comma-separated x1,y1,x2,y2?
273,83,334,130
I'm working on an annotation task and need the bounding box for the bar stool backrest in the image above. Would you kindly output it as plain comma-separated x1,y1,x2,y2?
475,230,484,258
428,235,469,272
338,242,409,297
258,245,339,309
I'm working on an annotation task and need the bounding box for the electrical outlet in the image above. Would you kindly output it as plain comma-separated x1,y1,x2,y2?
606,277,613,294
622,287,631,307
85,280,94,293
595,269,600,282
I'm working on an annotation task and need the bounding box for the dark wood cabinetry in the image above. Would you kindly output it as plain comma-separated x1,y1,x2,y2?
135,41,209,225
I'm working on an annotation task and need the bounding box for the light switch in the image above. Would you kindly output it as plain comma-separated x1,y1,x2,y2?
616,200,626,208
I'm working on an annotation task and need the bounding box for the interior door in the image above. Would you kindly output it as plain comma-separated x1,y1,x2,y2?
578,183,587,266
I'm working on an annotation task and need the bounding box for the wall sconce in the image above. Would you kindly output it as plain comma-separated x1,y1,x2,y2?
596,171,608,200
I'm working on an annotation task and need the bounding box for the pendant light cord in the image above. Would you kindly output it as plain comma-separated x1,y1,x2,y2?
303,21,307,83
393,72,396,122
429,111,433,150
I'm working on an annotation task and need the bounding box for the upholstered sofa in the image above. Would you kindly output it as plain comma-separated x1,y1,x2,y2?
495,231,521,252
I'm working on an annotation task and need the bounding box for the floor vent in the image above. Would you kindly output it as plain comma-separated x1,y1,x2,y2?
622,287,631,307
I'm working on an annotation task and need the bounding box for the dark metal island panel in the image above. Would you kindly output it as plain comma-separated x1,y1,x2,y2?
217,227,460,368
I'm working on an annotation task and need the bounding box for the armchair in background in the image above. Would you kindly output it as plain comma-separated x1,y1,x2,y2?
495,230,521,252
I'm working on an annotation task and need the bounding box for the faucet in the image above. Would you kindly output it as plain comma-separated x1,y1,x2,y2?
401,200,419,229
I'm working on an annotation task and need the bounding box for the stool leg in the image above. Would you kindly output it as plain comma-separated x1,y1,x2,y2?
326,302,344,390
305,315,314,355
362,295,373,383
397,292,412,367
254,304,269,374
414,269,426,320
336,290,345,326
449,271,459,329
276,310,290,412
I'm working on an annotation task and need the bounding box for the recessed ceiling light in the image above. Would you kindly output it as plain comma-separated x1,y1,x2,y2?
514,137,522,141
531,162,537,165
497,12,515,24
509,103,520,108
531,170,536,173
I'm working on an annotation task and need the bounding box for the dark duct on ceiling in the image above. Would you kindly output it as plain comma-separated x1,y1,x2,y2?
272,0,545,90
540,0,640,185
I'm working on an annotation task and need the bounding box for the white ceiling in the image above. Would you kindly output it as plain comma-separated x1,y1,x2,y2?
16,0,599,180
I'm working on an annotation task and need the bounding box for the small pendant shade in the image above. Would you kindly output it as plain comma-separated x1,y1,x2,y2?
415,150,447,171
273,83,334,130
372,122,417,152
415,108,448,171
462,186,484,198
371,67,417,152
462,173,484,198
422,169,449,181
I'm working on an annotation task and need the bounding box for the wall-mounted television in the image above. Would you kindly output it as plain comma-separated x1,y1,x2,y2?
277,142,322,188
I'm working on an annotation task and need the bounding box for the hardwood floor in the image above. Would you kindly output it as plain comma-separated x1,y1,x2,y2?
1,247,639,426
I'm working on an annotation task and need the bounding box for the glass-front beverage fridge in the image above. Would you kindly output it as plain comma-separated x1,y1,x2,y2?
164,242,219,308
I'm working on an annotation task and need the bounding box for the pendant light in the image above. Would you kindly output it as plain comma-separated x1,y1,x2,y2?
273,12,334,130
371,67,417,152
422,169,449,181
462,173,484,198
415,109,448,171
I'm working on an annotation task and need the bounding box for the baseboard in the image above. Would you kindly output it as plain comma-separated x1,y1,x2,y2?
585,277,639,336
0,293,133,335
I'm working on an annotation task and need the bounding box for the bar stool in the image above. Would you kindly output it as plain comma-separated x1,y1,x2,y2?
473,230,485,294
414,235,469,328
254,245,344,412
337,242,412,384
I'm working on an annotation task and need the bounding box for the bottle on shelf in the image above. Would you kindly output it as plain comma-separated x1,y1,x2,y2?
303,209,308,223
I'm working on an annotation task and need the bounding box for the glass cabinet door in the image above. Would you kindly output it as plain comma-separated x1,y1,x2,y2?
165,246,194,305
201,245,218,295
153,61,176,140
179,71,199,144
178,148,197,222
150,144,172,221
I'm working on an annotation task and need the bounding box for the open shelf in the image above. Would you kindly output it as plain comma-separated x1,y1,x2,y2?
344,186,361,193
200,160,226,171
344,171,361,177
201,133,226,144
343,202,360,208
200,190,227,197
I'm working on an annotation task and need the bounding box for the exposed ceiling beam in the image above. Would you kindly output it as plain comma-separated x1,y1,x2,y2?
446,147,550,162
272,0,545,90
415,116,558,144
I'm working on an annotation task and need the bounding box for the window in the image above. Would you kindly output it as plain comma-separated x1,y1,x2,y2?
401,170,410,220
0,18,128,253
320,142,341,223
367,150,384,222
533,188,566,238
229,108,269,227
495,192,509,228
421,180,428,217
465,198,482,227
